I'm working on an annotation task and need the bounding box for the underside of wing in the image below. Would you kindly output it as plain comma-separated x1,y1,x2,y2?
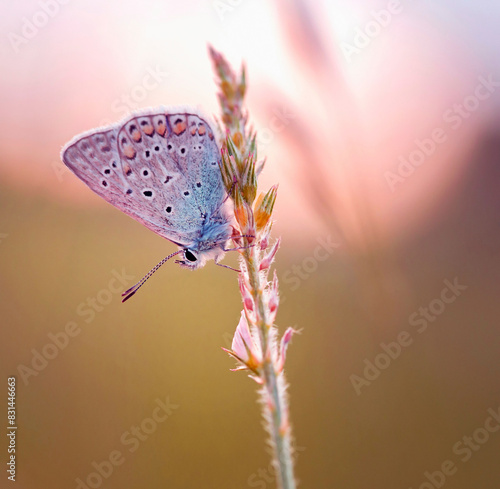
61,108,226,246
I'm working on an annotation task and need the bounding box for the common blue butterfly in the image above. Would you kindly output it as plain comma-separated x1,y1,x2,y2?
61,107,233,301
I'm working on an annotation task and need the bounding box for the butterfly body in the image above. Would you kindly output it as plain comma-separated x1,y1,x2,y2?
61,107,232,271
176,218,232,269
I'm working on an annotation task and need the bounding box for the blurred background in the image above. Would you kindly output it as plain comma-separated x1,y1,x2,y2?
1,0,500,488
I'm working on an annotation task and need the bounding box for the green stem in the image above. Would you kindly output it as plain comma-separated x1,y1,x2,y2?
243,246,296,489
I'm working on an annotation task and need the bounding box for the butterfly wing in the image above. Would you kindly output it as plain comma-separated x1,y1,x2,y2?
61,108,226,246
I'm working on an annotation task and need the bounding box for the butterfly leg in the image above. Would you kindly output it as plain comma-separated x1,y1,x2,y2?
215,256,240,272
231,234,255,241
221,244,255,252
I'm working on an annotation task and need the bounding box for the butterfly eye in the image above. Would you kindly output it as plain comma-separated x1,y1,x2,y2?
184,250,197,262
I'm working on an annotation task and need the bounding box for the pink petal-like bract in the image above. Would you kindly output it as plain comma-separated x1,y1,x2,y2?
260,237,281,271
231,311,262,365
277,327,296,372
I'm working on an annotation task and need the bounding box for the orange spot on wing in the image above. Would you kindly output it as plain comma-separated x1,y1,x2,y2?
143,124,154,136
190,127,197,136
173,121,186,135
131,129,141,142
155,120,166,136
198,124,206,136
123,146,136,159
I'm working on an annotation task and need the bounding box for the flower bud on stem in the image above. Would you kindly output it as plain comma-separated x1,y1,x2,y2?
210,45,297,489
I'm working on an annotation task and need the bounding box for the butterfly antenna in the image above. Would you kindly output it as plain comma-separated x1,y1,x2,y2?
121,249,184,303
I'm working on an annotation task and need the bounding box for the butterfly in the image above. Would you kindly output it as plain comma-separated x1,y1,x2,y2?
61,107,235,301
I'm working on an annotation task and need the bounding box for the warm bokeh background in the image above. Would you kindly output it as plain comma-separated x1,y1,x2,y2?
1,1,500,488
